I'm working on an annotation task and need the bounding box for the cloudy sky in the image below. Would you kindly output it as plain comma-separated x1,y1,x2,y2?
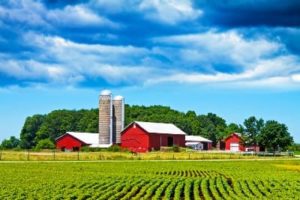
0,0,300,142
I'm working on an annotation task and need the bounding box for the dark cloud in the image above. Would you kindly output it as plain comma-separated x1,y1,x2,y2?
196,0,300,27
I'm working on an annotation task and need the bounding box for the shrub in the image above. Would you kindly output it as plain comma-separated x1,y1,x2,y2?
35,139,55,150
107,145,122,152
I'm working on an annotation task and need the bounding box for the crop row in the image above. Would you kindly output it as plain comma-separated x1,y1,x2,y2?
1,176,299,199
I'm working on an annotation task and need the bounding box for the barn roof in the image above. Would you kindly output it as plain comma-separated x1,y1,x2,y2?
186,135,212,143
56,132,112,148
224,132,243,141
133,121,186,135
67,132,98,144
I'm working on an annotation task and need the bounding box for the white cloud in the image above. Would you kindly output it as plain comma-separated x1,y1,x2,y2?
146,55,300,88
139,0,202,24
90,0,202,24
154,30,282,70
0,0,117,28
292,74,300,82
0,32,159,86
0,0,49,27
47,5,118,28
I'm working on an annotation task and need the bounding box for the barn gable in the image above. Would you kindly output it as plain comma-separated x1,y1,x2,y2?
121,121,186,152
224,133,245,152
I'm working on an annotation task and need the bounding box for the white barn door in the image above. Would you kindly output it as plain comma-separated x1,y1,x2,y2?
230,143,239,152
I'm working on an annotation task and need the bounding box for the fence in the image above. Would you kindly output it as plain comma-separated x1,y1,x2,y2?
0,150,295,161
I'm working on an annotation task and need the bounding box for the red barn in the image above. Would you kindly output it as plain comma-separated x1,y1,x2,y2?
121,121,186,152
224,133,245,152
55,132,110,151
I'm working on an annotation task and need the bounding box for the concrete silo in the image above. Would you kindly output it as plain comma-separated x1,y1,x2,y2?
99,90,113,144
113,96,124,144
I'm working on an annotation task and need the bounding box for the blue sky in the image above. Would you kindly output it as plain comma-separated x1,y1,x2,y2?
0,0,300,143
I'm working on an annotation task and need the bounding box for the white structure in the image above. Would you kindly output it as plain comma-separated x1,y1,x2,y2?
185,135,212,150
134,121,186,135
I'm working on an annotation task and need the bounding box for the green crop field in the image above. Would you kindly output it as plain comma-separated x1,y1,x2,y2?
0,160,299,199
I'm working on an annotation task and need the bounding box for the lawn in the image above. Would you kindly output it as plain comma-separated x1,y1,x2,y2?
0,160,299,199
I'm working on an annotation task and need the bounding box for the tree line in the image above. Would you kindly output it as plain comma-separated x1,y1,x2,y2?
0,105,295,151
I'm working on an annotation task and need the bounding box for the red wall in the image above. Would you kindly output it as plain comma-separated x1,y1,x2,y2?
121,124,150,152
121,123,186,152
149,134,185,150
225,133,245,151
56,134,85,151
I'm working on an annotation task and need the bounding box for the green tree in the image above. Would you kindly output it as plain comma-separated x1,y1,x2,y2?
258,120,293,151
1,136,20,149
20,115,45,149
206,113,227,143
243,116,264,146
225,123,244,135
35,138,55,150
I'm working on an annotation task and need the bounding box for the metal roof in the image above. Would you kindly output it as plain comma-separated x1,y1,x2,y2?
186,135,212,143
100,90,112,95
56,132,112,147
66,132,98,145
134,121,186,135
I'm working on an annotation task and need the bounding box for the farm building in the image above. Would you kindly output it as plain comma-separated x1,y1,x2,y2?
121,121,186,152
185,135,212,150
55,132,111,151
55,90,125,151
224,133,245,152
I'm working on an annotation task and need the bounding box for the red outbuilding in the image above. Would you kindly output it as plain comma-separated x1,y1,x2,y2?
224,133,245,152
121,121,186,152
55,132,108,151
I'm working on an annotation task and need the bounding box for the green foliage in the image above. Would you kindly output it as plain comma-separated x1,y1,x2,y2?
35,139,55,150
225,123,244,135
107,145,122,152
288,143,300,151
243,116,264,146
259,120,293,151
172,145,180,152
17,104,294,151
20,109,98,149
20,114,45,149
0,136,20,149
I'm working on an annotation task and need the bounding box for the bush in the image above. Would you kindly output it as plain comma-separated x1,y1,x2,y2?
35,139,55,150
172,145,180,152
107,145,122,152
1,136,20,149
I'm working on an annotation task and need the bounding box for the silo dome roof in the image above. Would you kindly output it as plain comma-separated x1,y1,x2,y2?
114,95,124,100
100,90,112,95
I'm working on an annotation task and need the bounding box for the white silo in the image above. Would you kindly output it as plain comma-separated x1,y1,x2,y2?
113,95,124,144
99,90,113,144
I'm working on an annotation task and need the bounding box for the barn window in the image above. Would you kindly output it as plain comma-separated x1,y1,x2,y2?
167,137,173,147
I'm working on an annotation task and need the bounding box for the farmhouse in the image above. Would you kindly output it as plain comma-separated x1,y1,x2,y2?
121,121,186,152
185,135,212,150
224,133,245,152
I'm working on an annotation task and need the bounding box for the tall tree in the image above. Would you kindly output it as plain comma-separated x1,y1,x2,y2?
258,120,293,151
20,115,45,149
243,116,264,146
